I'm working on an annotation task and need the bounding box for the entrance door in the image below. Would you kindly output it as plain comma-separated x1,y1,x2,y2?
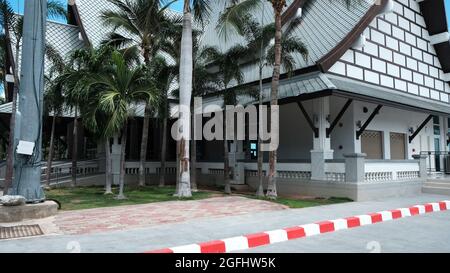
361,130,383,159
390,132,406,160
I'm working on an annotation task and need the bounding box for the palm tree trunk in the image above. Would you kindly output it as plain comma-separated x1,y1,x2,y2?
71,107,78,188
190,105,198,192
223,105,231,194
3,37,21,193
175,0,193,198
117,121,128,199
105,138,113,194
256,65,264,197
139,105,150,187
159,117,167,187
45,114,57,188
266,2,284,199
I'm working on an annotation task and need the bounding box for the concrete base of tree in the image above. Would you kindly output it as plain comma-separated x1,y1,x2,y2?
0,201,58,223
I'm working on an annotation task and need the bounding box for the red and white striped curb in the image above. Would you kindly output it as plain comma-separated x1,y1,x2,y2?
146,200,450,253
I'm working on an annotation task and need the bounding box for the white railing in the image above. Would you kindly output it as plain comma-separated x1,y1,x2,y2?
243,162,312,180
325,162,346,182
124,161,225,176
364,161,420,182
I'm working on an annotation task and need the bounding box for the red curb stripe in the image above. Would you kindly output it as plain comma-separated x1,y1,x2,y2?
199,240,226,253
424,204,433,213
370,213,383,223
147,200,450,253
246,233,270,248
317,221,335,233
284,226,306,240
390,210,402,219
345,217,361,228
409,207,420,216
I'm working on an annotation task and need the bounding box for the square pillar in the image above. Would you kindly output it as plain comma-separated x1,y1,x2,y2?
413,154,428,178
344,153,366,183
231,140,246,185
310,97,334,180
111,136,121,185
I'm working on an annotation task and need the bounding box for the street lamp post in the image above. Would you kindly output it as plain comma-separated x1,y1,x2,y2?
9,0,47,203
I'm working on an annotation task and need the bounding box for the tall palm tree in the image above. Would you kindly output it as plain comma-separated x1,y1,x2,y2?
204,45,250,194
43,44,67,188
176,0,212,197
101,0,181,187
82,51,160,199
230,14,308,197
218,0,362,198
0,0,67,193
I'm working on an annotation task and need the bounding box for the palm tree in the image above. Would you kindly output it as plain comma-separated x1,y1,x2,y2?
219,0,358,198
228,13,308,197
101,0,182,187
176,0,212,197
81,51,160,199
43,44,67,188
164,28,220,190
204,45,250,194
0,0,67,193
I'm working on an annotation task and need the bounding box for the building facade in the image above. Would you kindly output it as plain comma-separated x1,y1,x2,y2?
1,0,450,200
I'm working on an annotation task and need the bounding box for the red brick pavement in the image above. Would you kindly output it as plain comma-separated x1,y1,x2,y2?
53,196,288,235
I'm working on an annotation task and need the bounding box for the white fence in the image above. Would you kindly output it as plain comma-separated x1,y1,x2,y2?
364,161,420,182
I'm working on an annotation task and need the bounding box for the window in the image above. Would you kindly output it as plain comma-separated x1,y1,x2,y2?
361,131,383,160
433,116,441,136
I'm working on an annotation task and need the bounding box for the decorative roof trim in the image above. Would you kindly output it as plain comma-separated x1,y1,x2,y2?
317,0,389,72
281,0,308,26
68,0,91,48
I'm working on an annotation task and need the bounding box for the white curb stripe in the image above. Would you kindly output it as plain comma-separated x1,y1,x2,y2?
356,215,372,226
301,224,321,237
265,230,289,244
223,236,249,252
148,200,450,253
331,219,348,231
379,211,393,221
170,244,201,253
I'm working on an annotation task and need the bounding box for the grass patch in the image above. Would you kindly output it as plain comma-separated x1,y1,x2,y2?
240,194,352,209
45,186,215,211
270,196,352,209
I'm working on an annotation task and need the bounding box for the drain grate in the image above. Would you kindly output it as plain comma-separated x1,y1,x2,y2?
0,225,44,240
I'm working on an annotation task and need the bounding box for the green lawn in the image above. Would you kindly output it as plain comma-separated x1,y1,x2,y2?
268,196,352,208
45,186,215,211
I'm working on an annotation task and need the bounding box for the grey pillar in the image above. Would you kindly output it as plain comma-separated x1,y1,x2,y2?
231,140,246,185
96,141,106,173
344,153,367,183
111,136,121,185
310,97,334,180
10,0,47,202
412,154,428,178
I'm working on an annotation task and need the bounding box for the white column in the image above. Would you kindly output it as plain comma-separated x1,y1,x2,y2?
231,140,246,185
311,97,334,180
111,135,121,185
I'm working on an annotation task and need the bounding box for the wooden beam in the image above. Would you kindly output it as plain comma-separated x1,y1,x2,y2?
326,99,353,138
409,115,433,143
296,101,319,138
356,105,383,140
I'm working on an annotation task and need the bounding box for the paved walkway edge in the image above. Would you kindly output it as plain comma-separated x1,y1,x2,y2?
146,200,450,253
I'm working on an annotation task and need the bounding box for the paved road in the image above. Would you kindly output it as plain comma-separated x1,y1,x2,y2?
0,194,449,253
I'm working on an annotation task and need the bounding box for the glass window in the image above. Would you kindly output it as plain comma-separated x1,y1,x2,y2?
433,116,440,125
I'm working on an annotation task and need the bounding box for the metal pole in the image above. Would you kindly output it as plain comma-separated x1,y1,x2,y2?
10,0,47,202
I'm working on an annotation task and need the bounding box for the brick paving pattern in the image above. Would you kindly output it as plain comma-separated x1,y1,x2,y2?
53,196,288,235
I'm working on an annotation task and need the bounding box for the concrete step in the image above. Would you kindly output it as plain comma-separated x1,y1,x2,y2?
422,186,450,196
